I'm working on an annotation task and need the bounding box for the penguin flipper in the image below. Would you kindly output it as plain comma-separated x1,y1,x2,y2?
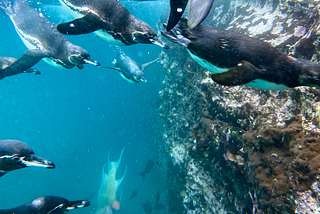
100,66,122,72
210,61,263,86
166,0,188,31
1,49,47,78
57,13,104,35
188,0,214,29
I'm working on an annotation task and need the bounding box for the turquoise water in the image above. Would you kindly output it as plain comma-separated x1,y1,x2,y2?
0,1,169,213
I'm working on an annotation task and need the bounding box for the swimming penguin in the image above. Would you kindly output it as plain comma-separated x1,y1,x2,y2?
162,18,320,90
56,0,168,48
96,148,127,214
0,196,90,213
166,0,214,31
101,53,160,83
0,57,40,79
0,0,100,72
0,140,55,178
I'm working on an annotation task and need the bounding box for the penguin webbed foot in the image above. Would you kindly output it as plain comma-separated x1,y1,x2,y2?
161,23,190,47
188,0,214,29
0,0,13,16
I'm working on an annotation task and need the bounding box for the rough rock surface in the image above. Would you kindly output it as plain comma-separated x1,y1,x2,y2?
158,0,320,213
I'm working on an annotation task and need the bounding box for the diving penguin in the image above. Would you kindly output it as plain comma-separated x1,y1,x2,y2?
166,0,214,31
101,53,160,83
96,148,127,214
56,0,168,48
161,18,320,90
0,0,100,73
0,196,90,213
0,57,40,79
0,140,55,178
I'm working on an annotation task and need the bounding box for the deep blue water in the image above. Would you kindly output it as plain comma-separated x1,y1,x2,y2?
0,1,169,213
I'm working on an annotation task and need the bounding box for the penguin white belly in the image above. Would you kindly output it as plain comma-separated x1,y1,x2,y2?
245,79,289,90
187,50,228,74
94,30,126,46
59,0,87,19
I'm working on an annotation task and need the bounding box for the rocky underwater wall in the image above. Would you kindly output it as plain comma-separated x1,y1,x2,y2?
157,0,320,213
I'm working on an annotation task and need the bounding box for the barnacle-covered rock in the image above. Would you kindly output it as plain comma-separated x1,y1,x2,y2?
158,0,320,213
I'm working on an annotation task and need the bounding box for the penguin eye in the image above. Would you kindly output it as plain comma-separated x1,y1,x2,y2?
22,155,32,162
144,34,152,39
76,55,83,60
11,155,21,161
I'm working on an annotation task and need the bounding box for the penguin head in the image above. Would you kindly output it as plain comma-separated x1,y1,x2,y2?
131,69,147,83
67,45,100,69
131,23,168,49
30,196,90,213
0,140,55,173
134,74,147,83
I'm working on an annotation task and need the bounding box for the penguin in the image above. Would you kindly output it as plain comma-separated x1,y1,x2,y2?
166,0,214,31
0,57,40,79
0,140,55,178
101,52,160,83
0,196,90,213
0,0,100,73
56,0,168,48
161,18,320,90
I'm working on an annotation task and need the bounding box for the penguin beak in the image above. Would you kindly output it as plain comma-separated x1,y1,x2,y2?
21,155,55,169
68,55,100,67
140,77,148,83
83,58,100,66
152,37,169,49
66,200,91,211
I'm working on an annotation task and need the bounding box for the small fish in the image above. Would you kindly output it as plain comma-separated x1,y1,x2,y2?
129,190,138,200
100,53,160,83
153,203,165,211
138,159,154,180
155,192,161,204
142,201,152,214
